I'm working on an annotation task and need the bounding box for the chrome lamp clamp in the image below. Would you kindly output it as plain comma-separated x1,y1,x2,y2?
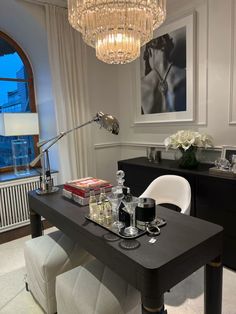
30,112,119,195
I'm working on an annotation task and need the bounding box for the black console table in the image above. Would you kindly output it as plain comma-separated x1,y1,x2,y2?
118,157,236,270
29,190,223,314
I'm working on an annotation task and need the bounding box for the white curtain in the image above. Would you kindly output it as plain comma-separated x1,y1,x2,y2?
45,4,93,183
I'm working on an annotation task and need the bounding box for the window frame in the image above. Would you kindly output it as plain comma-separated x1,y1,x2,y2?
0,31,39,173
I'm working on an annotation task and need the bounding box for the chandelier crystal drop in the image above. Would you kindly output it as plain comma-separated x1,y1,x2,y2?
68,0,166,64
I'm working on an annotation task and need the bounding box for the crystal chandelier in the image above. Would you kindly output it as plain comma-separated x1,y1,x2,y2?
68,0,166,64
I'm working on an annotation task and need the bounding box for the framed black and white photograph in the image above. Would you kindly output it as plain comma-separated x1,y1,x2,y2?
221,145,236,163
134,13,195,124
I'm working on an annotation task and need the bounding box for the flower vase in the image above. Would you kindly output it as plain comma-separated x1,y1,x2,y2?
178,146,199,169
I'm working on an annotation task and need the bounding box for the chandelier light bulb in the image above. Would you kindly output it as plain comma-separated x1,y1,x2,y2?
68,0,166,64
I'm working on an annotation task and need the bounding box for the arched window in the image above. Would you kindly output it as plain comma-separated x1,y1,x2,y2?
0,31,38,172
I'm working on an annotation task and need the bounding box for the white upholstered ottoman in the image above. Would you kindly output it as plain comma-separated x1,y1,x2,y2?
56,259,141,314
24,230,92,314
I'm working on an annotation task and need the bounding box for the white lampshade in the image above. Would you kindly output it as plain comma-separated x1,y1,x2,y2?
0,113,39,136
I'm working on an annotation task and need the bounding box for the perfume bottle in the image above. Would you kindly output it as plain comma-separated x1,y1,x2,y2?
103,200,112,225
99,187,107,203
97,201,105,224
89,189,98,220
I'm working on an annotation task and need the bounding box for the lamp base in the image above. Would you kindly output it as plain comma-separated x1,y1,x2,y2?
36,186,59,195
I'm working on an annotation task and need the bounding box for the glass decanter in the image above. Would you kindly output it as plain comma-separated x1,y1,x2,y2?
107,186,124,229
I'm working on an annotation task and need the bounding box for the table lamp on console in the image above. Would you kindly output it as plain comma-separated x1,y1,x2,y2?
0,112,39,175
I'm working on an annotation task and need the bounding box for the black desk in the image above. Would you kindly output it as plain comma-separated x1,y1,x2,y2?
29,189,223,314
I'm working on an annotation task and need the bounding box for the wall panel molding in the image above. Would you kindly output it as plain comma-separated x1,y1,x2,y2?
94,142,121,149
94,141,222,151
197,0,209,125
229,0,236,124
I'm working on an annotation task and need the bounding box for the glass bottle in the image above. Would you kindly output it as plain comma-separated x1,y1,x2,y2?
107,186,124,229
116,170,125,193
232,154,236,173
99,187,107,203
98,187,107,224
89,189,97,220
124,187,132,202
103,200,112,225
97,201,105,224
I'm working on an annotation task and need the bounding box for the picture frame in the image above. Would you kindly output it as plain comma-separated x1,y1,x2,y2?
221,145,236,163
134,13,195,124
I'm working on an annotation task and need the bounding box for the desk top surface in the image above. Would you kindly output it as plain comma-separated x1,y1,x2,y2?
28,188,223,295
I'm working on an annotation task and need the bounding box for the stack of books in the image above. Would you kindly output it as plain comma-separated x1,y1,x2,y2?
62,177,112,206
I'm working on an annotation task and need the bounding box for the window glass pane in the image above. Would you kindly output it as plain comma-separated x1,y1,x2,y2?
0,33,36,171
0,135,35,168
0,37,27,79
0,80,30,112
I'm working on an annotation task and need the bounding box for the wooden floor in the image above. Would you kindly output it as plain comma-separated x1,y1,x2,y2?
0,221,53,244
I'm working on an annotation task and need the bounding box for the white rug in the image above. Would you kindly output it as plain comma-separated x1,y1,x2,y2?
0,267,43,314
0,230,235,314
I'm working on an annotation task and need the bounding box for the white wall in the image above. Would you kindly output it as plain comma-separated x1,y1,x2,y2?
0,0,121,184
86,0,235,182
85,46,121,184
117,0,234,164
2,0,234,185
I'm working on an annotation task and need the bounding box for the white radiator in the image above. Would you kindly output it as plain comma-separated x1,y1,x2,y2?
0,174,57,232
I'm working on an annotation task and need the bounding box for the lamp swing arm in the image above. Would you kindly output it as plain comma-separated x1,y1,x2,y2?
30,119,95,167
29,111,119,195
36,119,95,148
32,111,119,166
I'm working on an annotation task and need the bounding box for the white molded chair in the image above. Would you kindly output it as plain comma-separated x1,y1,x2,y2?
139,175,191,215
24,230,92,314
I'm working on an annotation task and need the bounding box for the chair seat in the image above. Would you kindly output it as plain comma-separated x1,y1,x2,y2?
24,230,92,314
56,259,141,314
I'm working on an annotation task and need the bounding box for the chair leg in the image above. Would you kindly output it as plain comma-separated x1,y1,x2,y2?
24,274,29,291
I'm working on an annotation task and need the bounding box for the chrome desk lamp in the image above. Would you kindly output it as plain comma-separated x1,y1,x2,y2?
30,112,119,195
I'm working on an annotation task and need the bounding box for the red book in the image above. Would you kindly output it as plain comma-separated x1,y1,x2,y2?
64,177,112,197
64,184,112,198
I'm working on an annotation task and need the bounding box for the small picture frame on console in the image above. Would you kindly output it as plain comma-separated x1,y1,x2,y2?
221,145,236,163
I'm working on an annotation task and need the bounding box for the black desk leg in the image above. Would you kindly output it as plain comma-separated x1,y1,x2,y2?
204,256,223,314
142,295,167,314
30,209,43,238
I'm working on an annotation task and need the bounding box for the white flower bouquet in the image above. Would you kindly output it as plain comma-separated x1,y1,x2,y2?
164,130,213,151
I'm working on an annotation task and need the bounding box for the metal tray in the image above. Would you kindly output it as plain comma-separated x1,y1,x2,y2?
85,215,146,239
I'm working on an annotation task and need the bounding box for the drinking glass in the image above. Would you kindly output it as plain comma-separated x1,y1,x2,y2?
231,154,236,173
122,196,139,236
146,147,154,162
107,187,124,229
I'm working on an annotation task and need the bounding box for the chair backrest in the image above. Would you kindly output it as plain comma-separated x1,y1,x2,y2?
139,175,191,215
